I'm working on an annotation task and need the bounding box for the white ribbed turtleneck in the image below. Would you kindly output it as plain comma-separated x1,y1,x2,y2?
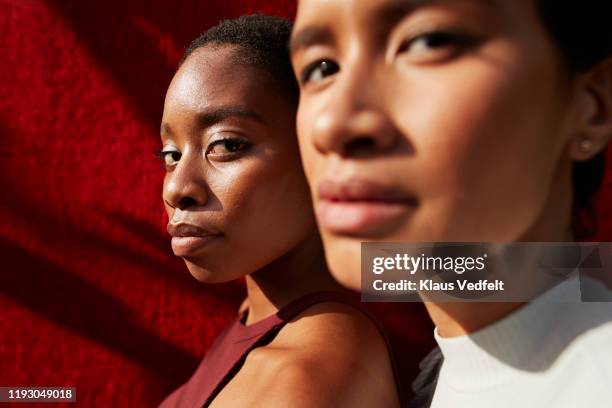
431,277,612,408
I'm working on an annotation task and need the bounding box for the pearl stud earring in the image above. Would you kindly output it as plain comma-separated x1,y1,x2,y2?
579,138,593,153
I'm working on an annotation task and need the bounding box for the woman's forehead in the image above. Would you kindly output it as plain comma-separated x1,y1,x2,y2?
292,0,532,55
168,47,265,106
294,0,507,29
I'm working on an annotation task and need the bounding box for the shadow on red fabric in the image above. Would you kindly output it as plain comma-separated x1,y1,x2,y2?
1,0,610,406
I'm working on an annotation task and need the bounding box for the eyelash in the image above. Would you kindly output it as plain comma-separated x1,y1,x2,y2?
155,138,251,170
155,149,181,170
206,137,251,157
398,30,474,56
299,59,340,86
298,30,474,86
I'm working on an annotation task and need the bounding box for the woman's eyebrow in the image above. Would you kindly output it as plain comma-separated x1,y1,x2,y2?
161,122,172,137
160,107,265,139
290,0,500,55
196,106,265,129
290,25,334,56
289,0,438,55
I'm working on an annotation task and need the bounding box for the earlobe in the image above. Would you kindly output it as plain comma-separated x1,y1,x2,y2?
568,58,612,162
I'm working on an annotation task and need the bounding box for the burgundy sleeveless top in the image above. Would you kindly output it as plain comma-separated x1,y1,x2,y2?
159,291,403,408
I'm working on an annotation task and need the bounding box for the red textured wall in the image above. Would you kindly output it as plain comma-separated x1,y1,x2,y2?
1,0,610,407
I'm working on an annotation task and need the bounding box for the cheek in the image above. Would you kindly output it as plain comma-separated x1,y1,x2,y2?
321,234,362,290
162,176,173,216
393,49,566,239
296,102,320,185
213,154,315,265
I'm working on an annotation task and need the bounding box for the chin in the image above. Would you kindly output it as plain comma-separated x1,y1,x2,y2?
323,236,363,291
333,269,361,291
184,260,231,283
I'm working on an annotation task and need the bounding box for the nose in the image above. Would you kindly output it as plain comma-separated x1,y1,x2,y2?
309,66,399,158
162,152,209,210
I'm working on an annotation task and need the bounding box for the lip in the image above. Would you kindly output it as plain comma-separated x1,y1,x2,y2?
167,223,221,256
316,179,417,237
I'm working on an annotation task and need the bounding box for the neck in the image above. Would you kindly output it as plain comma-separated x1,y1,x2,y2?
243,230,343,324
429,164,575,338
424,301,525,337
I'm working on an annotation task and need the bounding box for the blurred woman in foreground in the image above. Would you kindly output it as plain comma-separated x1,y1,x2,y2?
291,0,612,406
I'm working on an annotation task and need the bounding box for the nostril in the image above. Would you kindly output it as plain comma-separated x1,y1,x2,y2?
345,137,376,157
178,196,197,210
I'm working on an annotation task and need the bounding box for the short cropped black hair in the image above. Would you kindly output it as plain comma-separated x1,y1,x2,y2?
179,14,298,105
538,1,612,238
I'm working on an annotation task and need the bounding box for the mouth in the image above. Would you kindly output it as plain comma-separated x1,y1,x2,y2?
167,223,221,257
316,179,418,237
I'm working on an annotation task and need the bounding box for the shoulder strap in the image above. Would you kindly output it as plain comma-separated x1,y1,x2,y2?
277,290,363,320
204,291,404,407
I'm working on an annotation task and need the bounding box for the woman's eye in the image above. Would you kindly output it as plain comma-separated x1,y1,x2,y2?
399,31,471,60
207,138,250,158
300,60,339,85
157,150,181,169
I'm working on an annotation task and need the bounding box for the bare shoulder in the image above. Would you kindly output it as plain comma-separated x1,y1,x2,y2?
249,302,400,407
278,301,390,354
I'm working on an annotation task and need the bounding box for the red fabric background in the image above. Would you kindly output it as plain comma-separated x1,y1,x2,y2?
1,1,610,406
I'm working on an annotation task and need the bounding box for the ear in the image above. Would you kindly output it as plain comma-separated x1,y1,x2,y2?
568,57,612,162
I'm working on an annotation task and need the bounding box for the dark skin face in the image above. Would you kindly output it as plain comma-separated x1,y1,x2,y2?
161,44,318,284
159,46,400,408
